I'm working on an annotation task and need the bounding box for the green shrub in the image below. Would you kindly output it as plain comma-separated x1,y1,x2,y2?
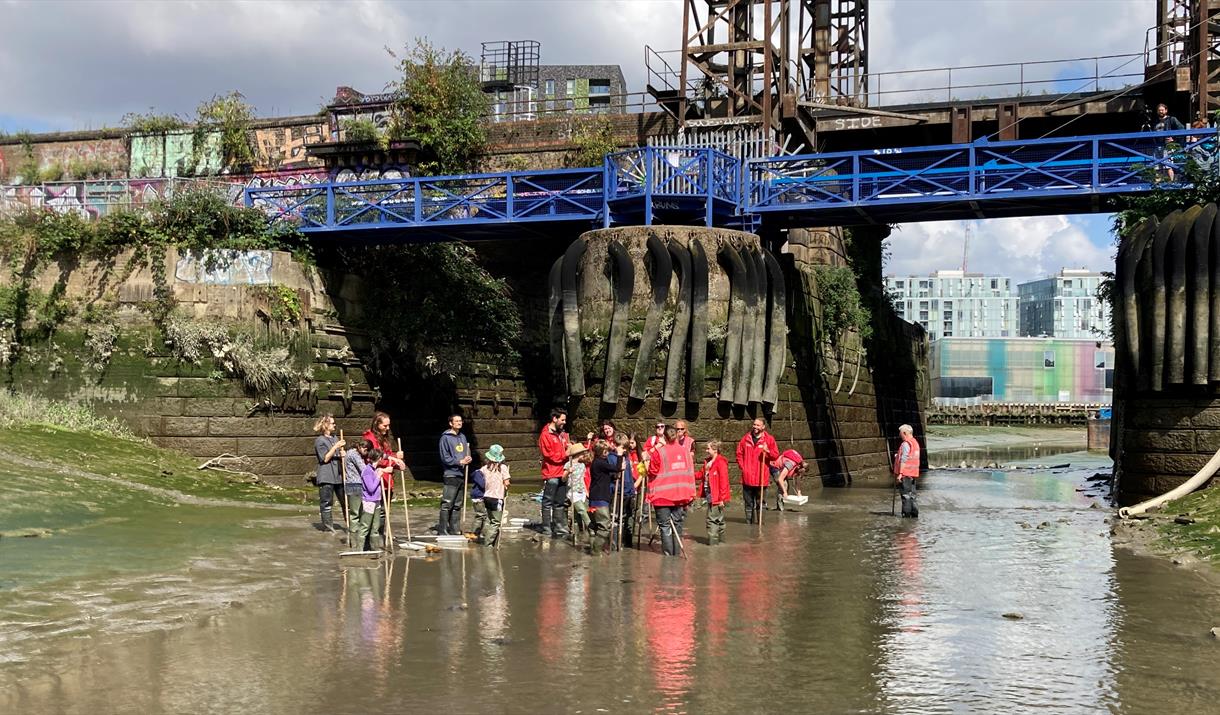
192,91,256,172
122,110,188,135
340,118,381,144
0,391,141,440
814,264,872,347
567,118,617,168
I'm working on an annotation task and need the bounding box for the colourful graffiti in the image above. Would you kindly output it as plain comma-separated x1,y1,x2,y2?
129,131,222,178
37,138,127,175
243,168,328,188
0,179,183,218
253,123,327,172
174,249,273,285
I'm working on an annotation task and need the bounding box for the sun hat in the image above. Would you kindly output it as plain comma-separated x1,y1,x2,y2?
485,444,506,463
566,442,589,458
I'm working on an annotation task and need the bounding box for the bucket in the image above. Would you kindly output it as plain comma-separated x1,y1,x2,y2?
782,494,809,506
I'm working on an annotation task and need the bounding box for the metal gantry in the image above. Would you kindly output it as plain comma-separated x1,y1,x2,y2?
243,129,1218,237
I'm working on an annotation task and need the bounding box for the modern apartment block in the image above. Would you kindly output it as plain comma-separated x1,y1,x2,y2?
884,269,1019,340
1017,268,1109,338
485,64,628,120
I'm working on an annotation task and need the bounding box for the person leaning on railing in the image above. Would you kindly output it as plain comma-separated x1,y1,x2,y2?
1153,103,1185,182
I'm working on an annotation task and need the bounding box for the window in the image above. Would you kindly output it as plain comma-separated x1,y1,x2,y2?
589,79,611,95
943,330,953,337
1043,350,1056,368
895,280,905,289
943,311,953,320
1094,350,1112,370
589,95,611,111
566,79,576,97
544,79,555,96
919,310,929,321
991,279,998,290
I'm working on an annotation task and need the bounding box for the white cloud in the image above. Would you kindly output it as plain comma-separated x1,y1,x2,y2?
884,215,1116,282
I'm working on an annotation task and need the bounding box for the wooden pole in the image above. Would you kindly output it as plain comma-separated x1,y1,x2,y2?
758,450,766,531
670,513,688,560
380,475,394,551
400,472,412,541
462,463,470,534
340,430,350,549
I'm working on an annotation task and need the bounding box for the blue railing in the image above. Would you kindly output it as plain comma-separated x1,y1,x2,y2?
745,129,1217,217
244,130,1216,235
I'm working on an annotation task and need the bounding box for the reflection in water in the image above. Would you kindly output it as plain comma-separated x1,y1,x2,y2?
10,463,1220,714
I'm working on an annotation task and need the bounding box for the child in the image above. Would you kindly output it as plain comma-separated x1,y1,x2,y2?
699,440,730,545
588,440,617,553
356,448,386,551
478,444,511,547
342,440,370,545
469,460,487,539
565,443,592,542
610,433,638,548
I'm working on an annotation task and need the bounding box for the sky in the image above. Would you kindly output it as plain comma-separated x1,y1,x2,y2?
0,0,1157,280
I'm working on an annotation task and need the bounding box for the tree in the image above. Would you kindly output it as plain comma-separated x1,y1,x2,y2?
386,40,488,175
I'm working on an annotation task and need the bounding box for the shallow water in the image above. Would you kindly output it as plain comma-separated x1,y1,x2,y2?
5,457,1220,714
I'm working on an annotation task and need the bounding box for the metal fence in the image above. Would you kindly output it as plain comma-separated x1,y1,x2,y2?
0,177,239,219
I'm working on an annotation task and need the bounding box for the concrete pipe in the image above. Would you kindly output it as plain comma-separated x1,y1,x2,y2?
686,240,710,404
1190,204,1216,385
718,243,747,405
561,238,588,397
736,244,760,408
761,249,787,407
747,249,768,405
1147,210,1179,391
1117,218,1156,380
1211,209,1220,382
630,235,673,401
548,255,568,397
602,240,635,405
663,241,693,404
1166,204,1201,385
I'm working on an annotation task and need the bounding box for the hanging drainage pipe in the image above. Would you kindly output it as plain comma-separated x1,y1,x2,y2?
548,255,568,397
1118,218,1156,379
1148,211,1178,391
1167,204,1201,385
602,240,635,404
1190,204,1215,385
1119,448,1220,518
718,243,747,405
663,241,692,404
761,249,786,407
735,245,760,408
747,249,768,405
561,238,588,397
687,240,710,404
630,235,672,400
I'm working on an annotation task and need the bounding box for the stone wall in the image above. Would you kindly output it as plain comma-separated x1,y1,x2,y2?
1114,392,1220,503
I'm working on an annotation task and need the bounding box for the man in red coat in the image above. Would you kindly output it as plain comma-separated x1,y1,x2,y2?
647,426,696,556
735,418,777,524
537,407,571,537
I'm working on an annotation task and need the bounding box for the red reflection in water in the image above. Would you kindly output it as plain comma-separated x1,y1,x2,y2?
894,529,925,632
536,568,567,666
645,565,696,710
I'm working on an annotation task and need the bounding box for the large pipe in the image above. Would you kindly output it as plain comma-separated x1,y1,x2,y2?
603,240,635,404
630,235,672,400
561,238,587,397
718,244,747,405
741,246,761,402
1117,218,1156,379
1148,210,1179,391
548,255,567,397
1119,445,1220,518
1167,204,1201,385
762,249,787,407
1211,208,1220,381
686,240,710,404
736,244,760,407
663,241,693,403
1135,218,1160,392
1190,204,1216,385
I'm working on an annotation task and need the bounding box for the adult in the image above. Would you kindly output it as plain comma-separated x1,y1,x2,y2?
894,424,921,518
647,426,697,556
438,413,472,536
643,420,667,456
538,407,571,537
1154,103,1185,181
585,419,617,450
771,448,806,510
735,418,777,524
672,419,695,454
363,411,406,488
312,414,345,533
478,444,511,547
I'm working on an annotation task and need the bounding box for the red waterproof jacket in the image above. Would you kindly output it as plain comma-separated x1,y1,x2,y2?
698,454,731,505
895,433,921,478
735,431,778,488
363,429,397,487
538,426,569,479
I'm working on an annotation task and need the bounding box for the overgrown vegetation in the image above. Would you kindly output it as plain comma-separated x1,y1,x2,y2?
813,264,873,347
567,118,617,168
122,110,188,135
340,118,381,145
0,390,140,440
251,284,304,324
192,91,257,173
162,314,313,399
386,40,488,175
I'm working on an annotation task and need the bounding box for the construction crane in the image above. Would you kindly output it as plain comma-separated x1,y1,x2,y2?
961,225,971,273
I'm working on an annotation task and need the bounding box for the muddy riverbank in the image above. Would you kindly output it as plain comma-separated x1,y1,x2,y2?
7,424,1220,713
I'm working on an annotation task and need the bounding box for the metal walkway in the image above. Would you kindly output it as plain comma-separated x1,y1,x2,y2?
244,129,1215,237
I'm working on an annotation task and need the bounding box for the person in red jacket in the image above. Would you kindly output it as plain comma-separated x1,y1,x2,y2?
698,440,730,545
894,424,921,518
771,448,806,511
537,407,571,537
647,426,696,556
735,418,777,525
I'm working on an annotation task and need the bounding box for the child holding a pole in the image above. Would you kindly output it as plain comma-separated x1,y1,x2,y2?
355,448,387,551
477,444,511,547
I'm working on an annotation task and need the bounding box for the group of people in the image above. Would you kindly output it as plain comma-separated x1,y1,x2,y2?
313,409,924,556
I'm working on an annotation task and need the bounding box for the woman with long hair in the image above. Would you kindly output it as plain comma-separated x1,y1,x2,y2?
312,413,346,533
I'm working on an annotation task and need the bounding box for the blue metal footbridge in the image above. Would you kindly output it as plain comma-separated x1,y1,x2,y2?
244,129,1216,238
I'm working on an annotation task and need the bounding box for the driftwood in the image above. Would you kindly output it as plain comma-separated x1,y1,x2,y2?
198,453,261,483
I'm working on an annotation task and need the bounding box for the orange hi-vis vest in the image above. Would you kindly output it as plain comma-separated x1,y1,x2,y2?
648,444,696,507
897,433,921,478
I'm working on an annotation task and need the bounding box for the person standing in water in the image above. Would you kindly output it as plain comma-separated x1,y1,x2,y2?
894,424,922,518
312,414,345,533
438,413,472,535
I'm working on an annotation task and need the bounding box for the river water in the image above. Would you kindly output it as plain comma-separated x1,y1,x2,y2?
5,452,1220,714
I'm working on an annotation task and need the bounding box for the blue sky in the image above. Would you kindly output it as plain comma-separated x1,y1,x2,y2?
0,0,1151,279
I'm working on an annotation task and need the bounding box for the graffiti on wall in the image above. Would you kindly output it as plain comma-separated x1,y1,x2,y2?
129,131,222,178
253,123,327,172
174,249,273,285
0,179,179,218
37,138,127,176
244,168,328,189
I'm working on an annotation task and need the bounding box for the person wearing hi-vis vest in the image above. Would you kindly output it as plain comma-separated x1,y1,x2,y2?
646,426,697,556
438,413,472,535
735,418,777,524
893,424,922,518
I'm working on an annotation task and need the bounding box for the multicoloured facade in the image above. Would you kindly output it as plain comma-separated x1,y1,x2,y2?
931,337,1114,403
